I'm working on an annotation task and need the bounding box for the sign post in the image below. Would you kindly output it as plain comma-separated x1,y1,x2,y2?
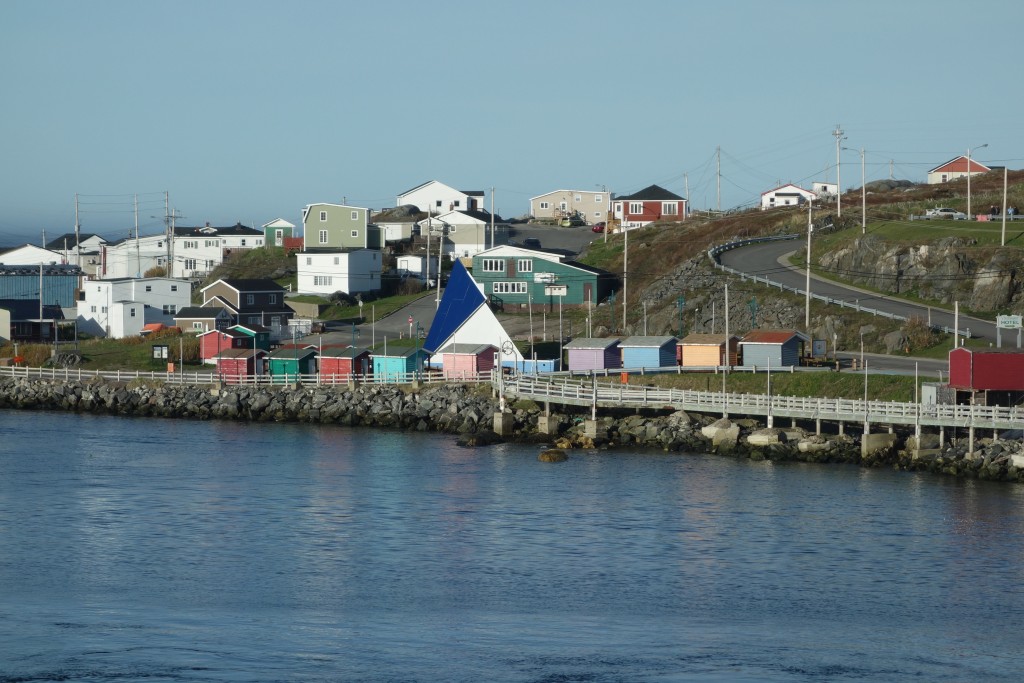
996,314,1023,348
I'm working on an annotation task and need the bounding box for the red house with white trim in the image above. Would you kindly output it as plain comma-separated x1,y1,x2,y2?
612,184,687,229
318,346,372,380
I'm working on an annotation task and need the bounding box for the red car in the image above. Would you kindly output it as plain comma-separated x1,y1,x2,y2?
591,222,606,233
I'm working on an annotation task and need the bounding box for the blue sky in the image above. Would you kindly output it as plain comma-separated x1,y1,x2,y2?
2,0,1021,244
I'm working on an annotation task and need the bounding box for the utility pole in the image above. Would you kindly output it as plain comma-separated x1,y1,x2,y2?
805,198,813,330
490,187,495,249
860,147,866,234
134,194,141,277
74,193,81,268
716,146,721,213
684,173,690,219
164,191,172,275
833,124,845,217
622,227,628,331
889,159,894,180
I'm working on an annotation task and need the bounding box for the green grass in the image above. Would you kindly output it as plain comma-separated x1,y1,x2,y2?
638,370,920,402
321,290,436,322
65,337,204,372
814,219,1024,250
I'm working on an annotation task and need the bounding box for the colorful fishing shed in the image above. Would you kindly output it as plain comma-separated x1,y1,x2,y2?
738,330,809,368
214,347,268,383
564,337,622,372
677,333,740,367
435,343,496,379
948,346,1024,406
372,347,429,382
319,346,372,380
619,336,677,369
267,347,317,380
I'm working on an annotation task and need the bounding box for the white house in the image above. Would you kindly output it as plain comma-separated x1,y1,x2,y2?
811,182,838,198
927,156,992,185
396,180,485,215
296,249,382,295
760,183,816,210
0,244,67,266
100,223,263,279
77,277,192,338
396,254,439,282
416,210,509,260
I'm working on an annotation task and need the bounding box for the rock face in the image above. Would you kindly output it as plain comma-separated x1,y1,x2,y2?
818,235,1023,311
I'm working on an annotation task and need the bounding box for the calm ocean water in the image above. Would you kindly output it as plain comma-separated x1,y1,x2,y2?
1,410,1022,682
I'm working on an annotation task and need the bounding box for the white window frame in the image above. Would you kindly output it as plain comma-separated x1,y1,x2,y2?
481,258,505,273
574,195,582,202
351,230,358,238
184,258,196,270
351,211,358,220
662,202,678,215
320,211,327,221
492,281,527,294
517,259,533,273
629,202,644,214
595,194,603,203
319,230,328,244
539,201,549,210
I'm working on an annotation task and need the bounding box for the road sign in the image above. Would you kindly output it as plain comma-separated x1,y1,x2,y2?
544,285,567,296
408,315,413,325
997,314,1022,329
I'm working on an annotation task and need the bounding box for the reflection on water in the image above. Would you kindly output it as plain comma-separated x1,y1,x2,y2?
1,410,1023,682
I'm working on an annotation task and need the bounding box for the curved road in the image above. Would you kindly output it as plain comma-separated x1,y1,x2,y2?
718,238,999,343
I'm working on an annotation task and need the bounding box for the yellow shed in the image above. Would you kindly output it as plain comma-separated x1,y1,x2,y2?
677,334,740,367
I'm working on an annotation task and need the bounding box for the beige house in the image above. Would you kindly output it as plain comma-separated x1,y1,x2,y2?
530,189,610,225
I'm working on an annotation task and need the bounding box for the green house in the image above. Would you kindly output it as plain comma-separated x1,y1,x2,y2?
262,218,295,247
229,324,272,351
301,202,382,250
267,347,317,381
471,245,615,310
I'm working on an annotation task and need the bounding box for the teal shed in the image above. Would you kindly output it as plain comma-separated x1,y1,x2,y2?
267,347,317,381
372,347,429,382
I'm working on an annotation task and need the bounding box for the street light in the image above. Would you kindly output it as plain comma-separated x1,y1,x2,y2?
967,143,988,220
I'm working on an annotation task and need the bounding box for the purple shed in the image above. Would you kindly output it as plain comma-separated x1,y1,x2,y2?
564,337,622,372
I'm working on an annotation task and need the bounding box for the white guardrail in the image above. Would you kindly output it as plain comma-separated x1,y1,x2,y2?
502,374,1023,430
706,235,969,337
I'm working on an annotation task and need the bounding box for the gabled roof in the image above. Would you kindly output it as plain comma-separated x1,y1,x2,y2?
0,299,64,321
435,208,505,223
200,278,286,294
761,183,815,197
739,329,810,344
175,222,261,237
45,233,102,250
435,343,496,355
230,323,271,335
268,347,317,360
214,348,267,360
262,218,295,229
615,184,685,202
564,337,621,350
679,333,739,345
529,188,606,201
423,260,486,353
619,335,677,348
176,306,229,319
928,155,992,175
319,346,371,359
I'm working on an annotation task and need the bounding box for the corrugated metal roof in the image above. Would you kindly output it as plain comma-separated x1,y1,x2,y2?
739,330,808,344
436,343,495,355
564,337,621,350
679,333,738,345
619,335,677,347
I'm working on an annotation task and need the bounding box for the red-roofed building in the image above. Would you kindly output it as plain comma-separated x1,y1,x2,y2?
738,330,809,368
611,184,687,229
927,156,991,185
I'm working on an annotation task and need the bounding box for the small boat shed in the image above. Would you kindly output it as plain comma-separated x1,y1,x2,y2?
677,333,740,367
620,336,678,370
948,346,1024,406
435,343,496,379
372,347,429,382
319,346,371,380
564,337,621,372
267,347,317,380
214,347,268,383
738,330,809,368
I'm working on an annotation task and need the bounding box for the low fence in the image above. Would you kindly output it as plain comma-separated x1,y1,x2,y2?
706,235,969,337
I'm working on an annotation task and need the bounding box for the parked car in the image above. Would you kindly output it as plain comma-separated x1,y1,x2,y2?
926,207,967,220
523,237,542,249
591,222,606,233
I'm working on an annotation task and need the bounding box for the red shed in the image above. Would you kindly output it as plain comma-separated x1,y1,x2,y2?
949,347,1024,391
199,328,253,364
318,346,372,381
214,348,268,383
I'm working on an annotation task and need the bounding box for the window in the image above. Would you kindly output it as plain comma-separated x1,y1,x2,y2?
517,259,533,273
205,239,218,247
171,285,177,292
595,194,603,203
269,294,277,304
183,240,197,249
481,258,505,273
333,256,340,265
351,230,358,238
145,285,152,292
90,305,96,313
130,308,136,317
319,230,328,244
101,306,107,313
662,202,678,215
435,200,442,208
941,174,948,183
560,201,567,210
306,257,312,265
320,211,327,221
594,211,603,218
240,239,246,247
192,322,203,330
540,201,549,210
314,275,333,287
629,202,644,214
454,200,461,207
574,195,582,202
448,225,456,233
493,282,527,294
184,258,196,270
162,304,176,314
246,295,254,305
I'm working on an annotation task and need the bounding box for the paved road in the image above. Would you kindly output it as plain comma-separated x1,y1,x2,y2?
718,237,999,343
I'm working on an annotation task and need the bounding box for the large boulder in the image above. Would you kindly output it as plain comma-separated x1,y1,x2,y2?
701,418,739,449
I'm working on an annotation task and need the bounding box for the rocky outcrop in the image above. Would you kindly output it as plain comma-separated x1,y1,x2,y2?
818,235,1023,312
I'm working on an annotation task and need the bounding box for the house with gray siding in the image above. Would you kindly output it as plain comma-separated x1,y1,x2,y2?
738,330,809,368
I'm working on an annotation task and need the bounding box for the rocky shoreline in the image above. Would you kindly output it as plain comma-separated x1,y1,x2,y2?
1,376,1022,483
